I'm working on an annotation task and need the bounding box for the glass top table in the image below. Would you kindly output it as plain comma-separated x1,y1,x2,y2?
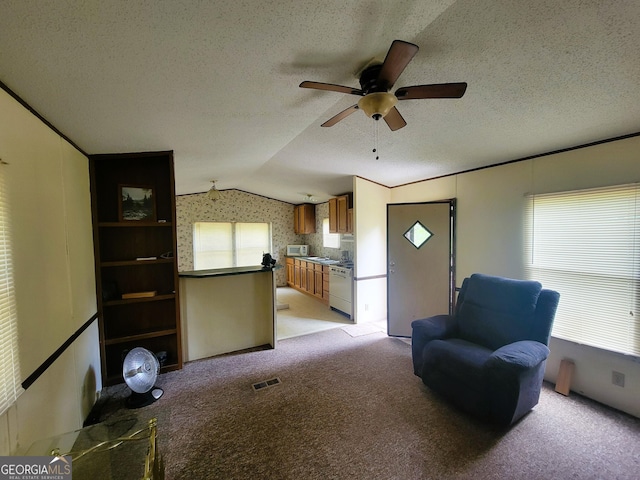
26,416,163,480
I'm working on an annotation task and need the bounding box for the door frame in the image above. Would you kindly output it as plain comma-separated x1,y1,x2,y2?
386,199,457,335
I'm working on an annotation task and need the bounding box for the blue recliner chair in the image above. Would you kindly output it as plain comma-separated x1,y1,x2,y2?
411,273,560,425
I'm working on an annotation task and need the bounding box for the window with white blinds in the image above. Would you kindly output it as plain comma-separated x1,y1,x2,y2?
525,184,640,356
322,218,340,248
194,222,233,269
193,222,271,270
0,165,22,415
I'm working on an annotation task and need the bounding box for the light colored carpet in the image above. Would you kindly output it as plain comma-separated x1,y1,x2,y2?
95,328,640,480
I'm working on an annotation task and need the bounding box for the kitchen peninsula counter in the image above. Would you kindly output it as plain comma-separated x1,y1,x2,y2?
179,266,277,361
179,265,274,278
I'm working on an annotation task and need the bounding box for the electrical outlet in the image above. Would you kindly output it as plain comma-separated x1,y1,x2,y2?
364,304,369,311
612,371,625,387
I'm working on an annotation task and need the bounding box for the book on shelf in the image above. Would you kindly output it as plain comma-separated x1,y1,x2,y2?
121,291,157,299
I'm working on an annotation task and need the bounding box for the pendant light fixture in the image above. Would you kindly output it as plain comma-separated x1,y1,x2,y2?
207,180,221,202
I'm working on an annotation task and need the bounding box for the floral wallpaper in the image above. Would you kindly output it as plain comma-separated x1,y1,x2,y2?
176,190,353,286
176,190,305,286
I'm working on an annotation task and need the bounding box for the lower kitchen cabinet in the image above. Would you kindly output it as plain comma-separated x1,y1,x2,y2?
286,258,294,287
322,266,329,301
313,265,323,299
286,258,330,305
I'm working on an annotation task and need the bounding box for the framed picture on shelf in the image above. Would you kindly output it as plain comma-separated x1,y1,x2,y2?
118,184,156,221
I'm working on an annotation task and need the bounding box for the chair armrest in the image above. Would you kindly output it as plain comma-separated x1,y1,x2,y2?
411,315,457,376
412,315,457,342
486,340,550,372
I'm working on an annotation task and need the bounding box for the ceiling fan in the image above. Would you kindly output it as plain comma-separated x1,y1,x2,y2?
300,40,467,131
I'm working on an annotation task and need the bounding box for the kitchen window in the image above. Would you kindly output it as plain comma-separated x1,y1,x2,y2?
323,218,340,248
193,222,272,270
525,183,640,356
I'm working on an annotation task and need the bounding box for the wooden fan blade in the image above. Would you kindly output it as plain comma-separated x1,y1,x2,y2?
395,82,467,100
377,40,419,91
321,105,360,127
383,107,407,131
300,81,363,96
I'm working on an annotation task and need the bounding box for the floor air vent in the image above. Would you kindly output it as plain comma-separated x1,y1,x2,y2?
252,377,281,392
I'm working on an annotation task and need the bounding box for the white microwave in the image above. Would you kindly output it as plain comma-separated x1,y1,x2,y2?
287,245,309,256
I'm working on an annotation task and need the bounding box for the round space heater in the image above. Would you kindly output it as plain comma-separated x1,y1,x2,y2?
122,347,164,408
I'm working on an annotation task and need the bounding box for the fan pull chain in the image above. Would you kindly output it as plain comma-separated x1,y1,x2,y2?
373,119,380,160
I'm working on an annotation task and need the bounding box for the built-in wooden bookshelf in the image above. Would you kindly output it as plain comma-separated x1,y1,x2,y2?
89,151,182,386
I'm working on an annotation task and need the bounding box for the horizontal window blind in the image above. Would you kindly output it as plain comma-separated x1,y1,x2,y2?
193,222,233,270
235,222,270,267
525,184,639,356
193,222,271,270
0,165,23,415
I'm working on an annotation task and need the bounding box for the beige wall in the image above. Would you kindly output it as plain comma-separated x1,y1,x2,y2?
381,135,640,417
0,89,100,454
353,177,390,323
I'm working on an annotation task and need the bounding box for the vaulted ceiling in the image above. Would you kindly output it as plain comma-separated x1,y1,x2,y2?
1,1,639,204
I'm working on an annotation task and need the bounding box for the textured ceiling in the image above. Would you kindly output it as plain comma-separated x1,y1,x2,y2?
1,0,639,204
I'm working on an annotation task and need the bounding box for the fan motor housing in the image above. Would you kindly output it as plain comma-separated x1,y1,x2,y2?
359,64,387,94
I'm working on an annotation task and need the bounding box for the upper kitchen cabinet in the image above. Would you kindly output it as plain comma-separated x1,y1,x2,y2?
294,203,316,234
329,194,353,234
328,198,337,232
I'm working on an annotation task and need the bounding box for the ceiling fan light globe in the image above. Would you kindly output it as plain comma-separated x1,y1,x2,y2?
358,92,397,119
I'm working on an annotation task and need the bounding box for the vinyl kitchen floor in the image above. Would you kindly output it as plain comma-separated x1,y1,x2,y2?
276,287,352,340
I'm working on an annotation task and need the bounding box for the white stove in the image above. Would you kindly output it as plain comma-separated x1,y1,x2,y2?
329,265,353,319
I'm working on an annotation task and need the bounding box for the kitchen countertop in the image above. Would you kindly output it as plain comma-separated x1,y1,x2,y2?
179,265,278,278
287,256,353,268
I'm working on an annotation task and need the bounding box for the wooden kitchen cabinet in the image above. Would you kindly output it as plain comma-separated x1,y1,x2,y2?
306,265,315,295
286,258,294,287
300,260,307,290
322,266,330,303
328,198,338,232
294,203,316,234
328,193,352,233
337,195,348,233
293,259,302,288
287,260,330,306
314,266,323,299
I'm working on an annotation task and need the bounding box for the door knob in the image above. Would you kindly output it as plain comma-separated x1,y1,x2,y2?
389,261,395,266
